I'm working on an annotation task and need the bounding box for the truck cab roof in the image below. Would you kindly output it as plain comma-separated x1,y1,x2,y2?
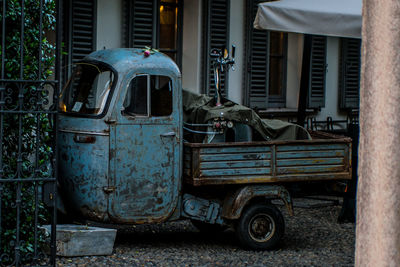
84,48,181,78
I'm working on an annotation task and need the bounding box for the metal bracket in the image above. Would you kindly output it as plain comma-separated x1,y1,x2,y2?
182,194,224,225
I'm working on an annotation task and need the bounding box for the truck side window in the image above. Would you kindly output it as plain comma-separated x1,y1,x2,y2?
123,75,148,116
122,75,172,117
151,75,172,116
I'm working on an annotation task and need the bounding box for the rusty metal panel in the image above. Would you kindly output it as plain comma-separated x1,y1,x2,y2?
276,158,344,166
106,52,183,224
277,143,347,151
276,142,348,175
200,160,270,169
58,49,183,224
182,194,224,224
222,185,294,220
58,116,111,221
109,123,179,223
184,131,352,186
198,145,272,178
277,149,345,159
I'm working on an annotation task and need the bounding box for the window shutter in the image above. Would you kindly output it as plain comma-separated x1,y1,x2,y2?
247,0,268,109
124,0,156,48
307,35,327,109
339,38,361,109
70,0,97,64
122,0,131,48
63,0,96,80
246,0,288,110
202,0,230,96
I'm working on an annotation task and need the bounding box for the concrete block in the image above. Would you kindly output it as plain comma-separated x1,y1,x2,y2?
41,224,117,257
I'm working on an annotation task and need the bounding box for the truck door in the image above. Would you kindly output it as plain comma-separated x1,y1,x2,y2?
109,74,181,223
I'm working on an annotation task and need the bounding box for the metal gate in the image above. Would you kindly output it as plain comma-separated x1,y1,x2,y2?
0,0,61,266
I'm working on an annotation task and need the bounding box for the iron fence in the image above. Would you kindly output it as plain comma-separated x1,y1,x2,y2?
0,0,61,266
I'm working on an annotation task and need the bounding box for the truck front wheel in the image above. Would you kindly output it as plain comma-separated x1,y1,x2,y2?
235,203,284,250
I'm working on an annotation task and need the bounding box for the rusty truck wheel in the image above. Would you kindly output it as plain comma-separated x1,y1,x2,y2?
236,203,284,250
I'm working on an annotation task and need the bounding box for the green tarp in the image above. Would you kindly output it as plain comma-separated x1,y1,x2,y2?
183,90,311,141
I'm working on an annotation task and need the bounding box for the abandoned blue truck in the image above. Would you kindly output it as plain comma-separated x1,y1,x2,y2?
57,48,352,250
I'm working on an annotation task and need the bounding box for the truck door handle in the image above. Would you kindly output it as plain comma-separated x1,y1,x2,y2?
160,132,176,137
74,134,96,143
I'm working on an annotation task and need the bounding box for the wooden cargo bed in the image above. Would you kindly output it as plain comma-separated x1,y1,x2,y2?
183,131,352,186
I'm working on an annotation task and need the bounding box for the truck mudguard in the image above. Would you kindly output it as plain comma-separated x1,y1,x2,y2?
222,185,294,219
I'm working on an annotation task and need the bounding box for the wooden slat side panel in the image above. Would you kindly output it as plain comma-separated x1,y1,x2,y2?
200,168,272,177
277,157,344,167
277,165,346,175
277,150,345,159
277,143,347,152
183,138,352,186
276,142,347,175
198,145,272,177
200,160,271,170
200,145,272,154
192,172,351,186
200,152,271,162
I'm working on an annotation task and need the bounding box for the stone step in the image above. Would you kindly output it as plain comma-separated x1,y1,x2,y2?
41,224,117,257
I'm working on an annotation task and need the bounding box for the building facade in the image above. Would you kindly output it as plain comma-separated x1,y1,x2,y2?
63,0,361,130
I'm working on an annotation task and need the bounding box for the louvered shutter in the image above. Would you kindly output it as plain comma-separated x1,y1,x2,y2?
70,0,97,64
307,35,327,108
203,0,230,96
339,38,361,109
63,0,96,80
247,0,268,109
123,0,155,48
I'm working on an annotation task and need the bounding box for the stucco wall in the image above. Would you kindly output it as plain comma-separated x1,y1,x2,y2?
181,1,202,94
285,34,348,125
96,0,122,50
227,0,245,104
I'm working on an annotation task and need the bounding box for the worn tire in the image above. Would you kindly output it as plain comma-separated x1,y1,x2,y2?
235,203,284,250
191,220,226,233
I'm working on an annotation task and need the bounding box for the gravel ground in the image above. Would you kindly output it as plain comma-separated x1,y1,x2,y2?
56,201,355,267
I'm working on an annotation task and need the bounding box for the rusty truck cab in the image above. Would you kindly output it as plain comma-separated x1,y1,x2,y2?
58,48,182,224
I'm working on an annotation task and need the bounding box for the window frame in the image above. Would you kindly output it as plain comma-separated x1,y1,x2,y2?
244,0,288,110
122,74,174,118
59,60,118,119
266,31,288,108
123,0,184,68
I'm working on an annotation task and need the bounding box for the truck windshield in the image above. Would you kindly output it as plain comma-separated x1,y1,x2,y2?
59,62,116,116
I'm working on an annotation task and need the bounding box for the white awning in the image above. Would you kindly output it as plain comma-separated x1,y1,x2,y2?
254,0,362,38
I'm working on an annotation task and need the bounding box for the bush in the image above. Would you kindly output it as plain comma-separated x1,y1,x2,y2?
0,0,56,264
